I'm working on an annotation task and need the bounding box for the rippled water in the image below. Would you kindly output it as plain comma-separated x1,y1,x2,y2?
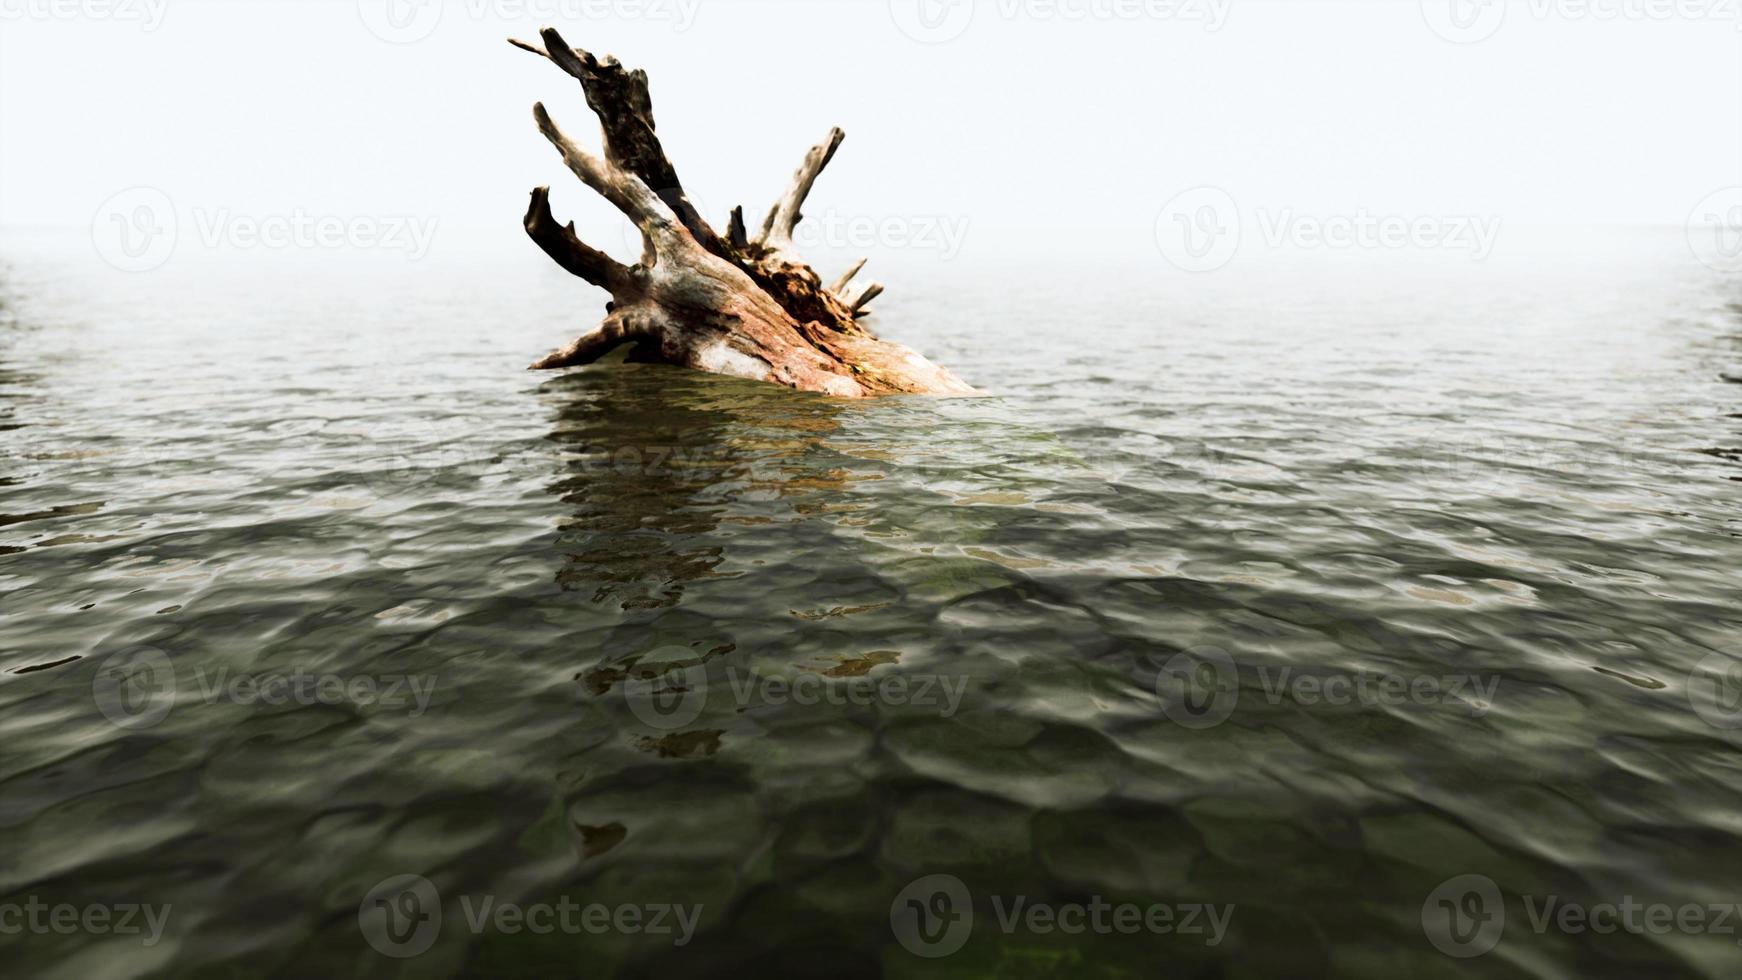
2,230,1740,978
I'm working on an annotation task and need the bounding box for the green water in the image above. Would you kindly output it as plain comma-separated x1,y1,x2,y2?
2,234,1741,978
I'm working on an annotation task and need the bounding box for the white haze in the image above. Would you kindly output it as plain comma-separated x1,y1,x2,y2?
1,0,1738,270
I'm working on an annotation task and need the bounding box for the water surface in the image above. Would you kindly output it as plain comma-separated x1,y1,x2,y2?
2,231,1740,978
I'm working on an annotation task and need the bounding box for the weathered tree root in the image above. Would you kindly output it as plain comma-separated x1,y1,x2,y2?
512,27,977,397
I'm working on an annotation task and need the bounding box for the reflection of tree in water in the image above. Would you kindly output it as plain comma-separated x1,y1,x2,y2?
538,364,859,609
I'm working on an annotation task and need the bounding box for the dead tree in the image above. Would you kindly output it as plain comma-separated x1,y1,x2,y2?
512,28,976,397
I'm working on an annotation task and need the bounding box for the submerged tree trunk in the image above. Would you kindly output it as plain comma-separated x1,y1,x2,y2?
512,28,976,398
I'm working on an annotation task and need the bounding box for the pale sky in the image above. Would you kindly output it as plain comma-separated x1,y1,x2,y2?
2,0,1738,265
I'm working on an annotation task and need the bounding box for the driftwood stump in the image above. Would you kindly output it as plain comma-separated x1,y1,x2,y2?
512,28,976,398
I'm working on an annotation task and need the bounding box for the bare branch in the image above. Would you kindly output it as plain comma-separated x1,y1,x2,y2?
850,282,885,314
759,128,845,249
512,29,723,255
727,207,748,252
532,102,683,266
831,257,868,295
523,186,636,294
529,313,643,369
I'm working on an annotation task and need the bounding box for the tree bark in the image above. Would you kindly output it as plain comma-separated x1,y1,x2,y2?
512,28,976,398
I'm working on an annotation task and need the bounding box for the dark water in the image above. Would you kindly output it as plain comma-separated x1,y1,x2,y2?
2,231,1740,978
